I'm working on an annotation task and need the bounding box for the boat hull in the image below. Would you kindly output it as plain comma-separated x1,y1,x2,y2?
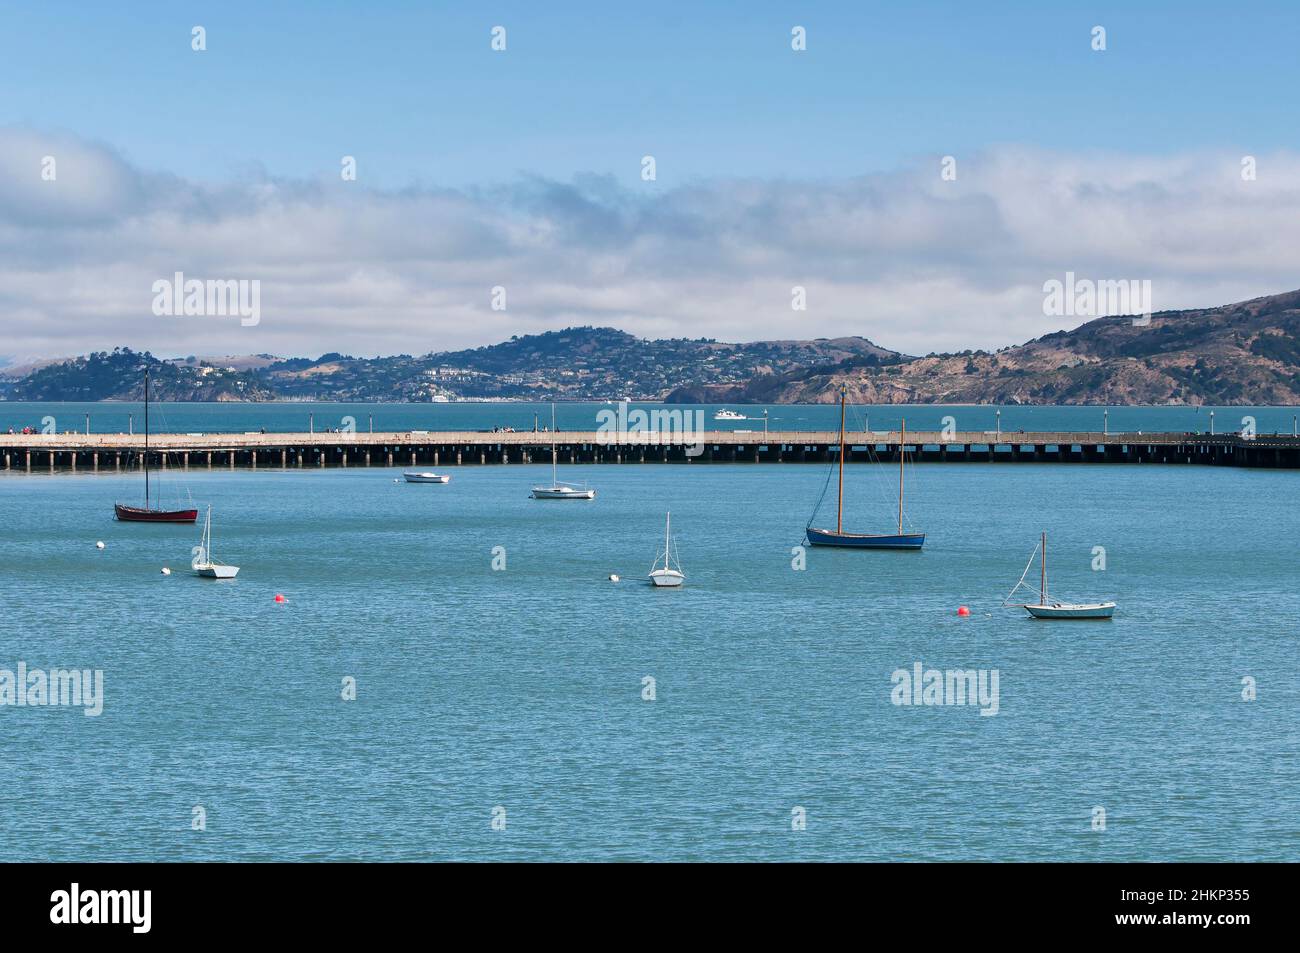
649,569,685,587
1024,603,1115,619
531,486,595,500
115,504,198,523
403,473,450,484
194,565,239,579
806,527,925,550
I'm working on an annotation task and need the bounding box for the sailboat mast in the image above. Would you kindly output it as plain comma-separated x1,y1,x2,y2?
665,512,671,570
898,417,905,535
1040,531,1047,604
550,402,557,484
144,367,150,509
837,389,845,533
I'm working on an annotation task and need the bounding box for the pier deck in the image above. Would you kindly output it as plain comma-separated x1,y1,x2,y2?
3,430,1299,470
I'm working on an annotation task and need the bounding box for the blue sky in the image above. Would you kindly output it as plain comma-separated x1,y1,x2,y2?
4,0,1295,187
2,1,1299,359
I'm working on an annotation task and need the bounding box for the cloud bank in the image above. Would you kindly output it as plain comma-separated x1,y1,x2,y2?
2,125,1299,363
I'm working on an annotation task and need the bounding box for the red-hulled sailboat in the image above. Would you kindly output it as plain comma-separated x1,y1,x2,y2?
115,367,198,523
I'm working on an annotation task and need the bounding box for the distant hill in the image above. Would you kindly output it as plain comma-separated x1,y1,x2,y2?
2,329,903,402
6,291,1300,405
0,356,72,379
668,289,1300,406
3,349,277,401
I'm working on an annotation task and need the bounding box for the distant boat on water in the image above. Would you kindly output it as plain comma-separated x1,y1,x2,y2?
714,409,746,420
648,512,685,587
805,390,925,550
531,403,595,500
531,484,595,500
404,472,451,484
1004,532,1115,619
115,367,198,523
191,506,239,578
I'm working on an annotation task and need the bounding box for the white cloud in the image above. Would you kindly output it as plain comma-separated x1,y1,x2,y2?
2,127,1298,362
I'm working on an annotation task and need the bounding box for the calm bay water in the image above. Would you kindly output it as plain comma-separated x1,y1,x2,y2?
2,405,1298,860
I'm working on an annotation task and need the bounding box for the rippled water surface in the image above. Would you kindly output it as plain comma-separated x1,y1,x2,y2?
2,456,1297,860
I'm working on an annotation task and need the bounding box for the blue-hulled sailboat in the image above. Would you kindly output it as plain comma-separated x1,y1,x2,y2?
805,390,925,550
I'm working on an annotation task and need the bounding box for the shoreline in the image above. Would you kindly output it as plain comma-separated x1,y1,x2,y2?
4,398,1300,409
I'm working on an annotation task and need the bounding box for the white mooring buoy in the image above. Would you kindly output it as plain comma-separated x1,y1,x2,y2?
95,541,105,550
161,567,171,576
609,574,620,583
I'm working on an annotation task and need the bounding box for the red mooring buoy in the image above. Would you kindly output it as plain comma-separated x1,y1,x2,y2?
957,606,971,617
274,593,286,603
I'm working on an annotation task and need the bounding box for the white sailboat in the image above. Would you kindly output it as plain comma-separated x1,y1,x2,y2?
648,512,685,587
404,472,451,483
531,403,595,500
1004,532,1114,619
191,506,239,579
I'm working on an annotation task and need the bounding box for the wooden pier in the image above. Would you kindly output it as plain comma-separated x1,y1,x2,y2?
3,430,1299,471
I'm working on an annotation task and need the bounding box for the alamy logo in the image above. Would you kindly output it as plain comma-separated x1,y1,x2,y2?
890,662,1000,716
152,271,260,326
50,884,150,933
0,662,103,716
595,402,706,457
1043,271,1152,327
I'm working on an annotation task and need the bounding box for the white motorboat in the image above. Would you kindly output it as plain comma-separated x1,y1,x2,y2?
648,512,685,587
714,409,746,420
191,506,239,579
1005,532,1115,619
404,472,451,484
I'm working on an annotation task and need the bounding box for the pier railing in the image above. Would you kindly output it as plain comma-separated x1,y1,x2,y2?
0,428,1283,448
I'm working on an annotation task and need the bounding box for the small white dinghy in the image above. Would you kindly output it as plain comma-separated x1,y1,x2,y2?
191,506,239,579
404,472,451,484
1004,532,1114,619
648,511,685,587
